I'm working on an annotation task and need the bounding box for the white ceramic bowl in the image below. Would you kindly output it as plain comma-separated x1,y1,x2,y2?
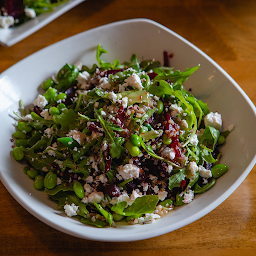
0,19,255,242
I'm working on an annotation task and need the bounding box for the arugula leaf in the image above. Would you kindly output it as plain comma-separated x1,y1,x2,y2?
185,96,203,128
153,65,200,83
168,169,186,190
45,183,73,195
79,217,108,228
197,100,210,116
124,195,159,216
148,80,174,96
200,146,217,163
56,109,79,131
111,201,127,215
201,126,220,149
93,201,113,226
94,108,125,159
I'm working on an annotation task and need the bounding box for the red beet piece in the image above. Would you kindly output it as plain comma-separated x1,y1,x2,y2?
0,0,24,19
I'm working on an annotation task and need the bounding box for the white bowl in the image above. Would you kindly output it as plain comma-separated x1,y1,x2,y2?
0,0,85,47
0,18,255,242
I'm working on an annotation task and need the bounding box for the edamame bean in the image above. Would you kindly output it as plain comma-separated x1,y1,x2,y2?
162,134,172,145
12,147,24,161
16,139,28,147
41,78,54,90
17,122,32,132
125,141,141,157
44,171,57,189
27,169,38,179
217,135,226,145
54,93,67,101
49,107,60,115
23,166,30,174
211,164,228,179
13,131,26,139
156,100,164,115
130,134,141,147
43,88,56,101
73,181,85,199
176,193,184,206
34,175,44,190
52,114,60,124
57,103,66,111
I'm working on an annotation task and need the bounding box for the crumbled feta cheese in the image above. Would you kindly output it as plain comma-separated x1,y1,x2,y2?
198,165,212,178
190,134,199,146
64,203,79,217
117,164,141,180
77,71,91,89
98,174,108,184
183,189,194,204
158,190,168,201
98,77,111,89
170,104,183,117
188,161,198,176
138,213,161,224
179,119,188,129
0,16,14,29
87,192,104,203
121,96,128,109
47,150,56,157
204,112,222,131
84,183,93,194
108,92,118,102
23,114,33,121
24,7,36,19
119,73,143,92
42,167,49,172
161,147,175,160
33,95,48,108
41,109,52,120
153,185,159,194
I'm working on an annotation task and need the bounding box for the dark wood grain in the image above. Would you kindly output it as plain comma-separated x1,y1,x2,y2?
0,0,255,255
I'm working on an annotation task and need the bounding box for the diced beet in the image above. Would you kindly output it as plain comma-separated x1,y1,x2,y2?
180,180,187,190
148,72,157,80
33,106,42,116
87,122,102,133
104,69,124,77
102,184,121,197
0,0,24,19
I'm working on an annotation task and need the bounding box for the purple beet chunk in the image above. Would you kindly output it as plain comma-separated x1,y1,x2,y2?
102,184,121,197
0,0,24,19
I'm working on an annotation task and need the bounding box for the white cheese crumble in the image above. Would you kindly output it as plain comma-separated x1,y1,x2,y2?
0,16,14,29
41,109,52,120
117,164,140,180
64,203,79,217
24,7,36,19
84,192,104,203
188,161,198,176
198,165,212,178
33,95,48,108
170,104,183,117
183,189,194,204
67,130,87,144
23,114,33,121
189,134,199,146
119,73,143,92
161,147,176,160
77,71,91,89
204,112,222,131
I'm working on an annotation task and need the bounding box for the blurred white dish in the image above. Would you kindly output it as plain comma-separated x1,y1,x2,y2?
0,0,84,47
0,18,255,242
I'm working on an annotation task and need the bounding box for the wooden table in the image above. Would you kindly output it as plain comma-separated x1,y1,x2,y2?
1,0,255,255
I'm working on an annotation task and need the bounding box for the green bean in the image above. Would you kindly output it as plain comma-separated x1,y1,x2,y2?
162,133,172,145
217,135,226,145
23,166,30,174
176,193,184,206
34,175,44,190
49,107,60,116
12,147,24,161
17,122,32,133
16,139,28,147
125,141,141,157
13,131,26,139
130,134,141,147
156,100,164,114
27,169,38,179
41,78,54,90
44,171,57,189
194,179,216,194
73,181,85,199
211,164,228,179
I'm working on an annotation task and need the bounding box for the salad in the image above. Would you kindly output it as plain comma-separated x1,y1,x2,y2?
11,44,231,227
0,0,70,28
